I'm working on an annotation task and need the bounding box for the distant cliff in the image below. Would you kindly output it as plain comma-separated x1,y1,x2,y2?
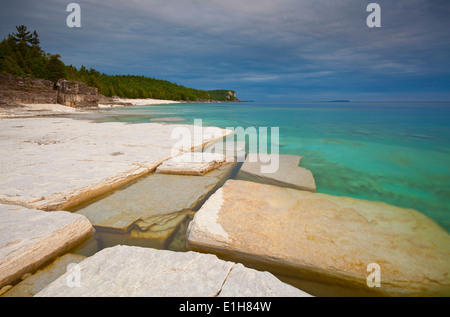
207,90,241,102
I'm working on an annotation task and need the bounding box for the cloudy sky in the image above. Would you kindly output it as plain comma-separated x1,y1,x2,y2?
1,0,449,101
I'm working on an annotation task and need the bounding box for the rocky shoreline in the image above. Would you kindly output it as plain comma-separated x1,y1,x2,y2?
0,73,106,108
0,102,449,297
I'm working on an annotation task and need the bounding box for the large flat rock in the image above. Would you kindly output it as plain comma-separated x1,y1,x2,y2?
0,204,93,288
186,180,450,296
0,103,85,118
75,163,236,249
0,117,232,211
36,245,310,297
236,154,316,192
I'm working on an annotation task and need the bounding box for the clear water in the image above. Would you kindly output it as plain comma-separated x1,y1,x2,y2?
95,101,450,232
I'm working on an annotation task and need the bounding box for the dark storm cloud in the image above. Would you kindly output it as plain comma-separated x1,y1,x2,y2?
1,0,449,100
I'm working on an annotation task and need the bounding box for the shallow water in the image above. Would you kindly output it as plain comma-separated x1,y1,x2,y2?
91,101,450,232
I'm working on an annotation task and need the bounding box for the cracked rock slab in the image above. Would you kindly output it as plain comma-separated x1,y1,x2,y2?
186,180,450,296
35,245,310,297
0,203,93,288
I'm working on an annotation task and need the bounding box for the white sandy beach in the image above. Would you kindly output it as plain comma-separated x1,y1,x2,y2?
98,98,180,108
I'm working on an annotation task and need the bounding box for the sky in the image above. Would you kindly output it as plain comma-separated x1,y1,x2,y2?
1,0,449,101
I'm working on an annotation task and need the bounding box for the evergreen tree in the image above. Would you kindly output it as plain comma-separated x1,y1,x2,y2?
29,31,40,49
12,25,33,45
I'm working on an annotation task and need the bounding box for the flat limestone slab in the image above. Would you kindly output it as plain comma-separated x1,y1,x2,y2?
0,103,85,118
36,245,310,297
0,204,93,288
237,154,316,192
0,117,232,210
1,253,86,297
75,163,236,249
156,152,232,176
186,180,450,296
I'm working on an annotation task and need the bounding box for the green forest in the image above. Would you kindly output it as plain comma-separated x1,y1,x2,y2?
0,25,238,102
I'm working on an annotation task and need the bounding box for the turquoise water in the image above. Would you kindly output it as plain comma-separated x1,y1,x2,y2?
97,101,450,232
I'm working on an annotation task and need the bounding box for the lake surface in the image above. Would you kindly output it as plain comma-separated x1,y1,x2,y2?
95,101,450,232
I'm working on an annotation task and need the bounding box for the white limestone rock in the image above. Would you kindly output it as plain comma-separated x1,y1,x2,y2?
0,203,93,288
0,117,232,211
35,245,310,297
218,262,310,297
186,180,450,296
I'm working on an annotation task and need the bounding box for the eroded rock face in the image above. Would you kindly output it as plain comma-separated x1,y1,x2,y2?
236,154,316,192
0,74,108,108
35,245,310,297
186,180,450,296
0,117,232,211
0,73,57,104
0,203,93,288
56,79,104,107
